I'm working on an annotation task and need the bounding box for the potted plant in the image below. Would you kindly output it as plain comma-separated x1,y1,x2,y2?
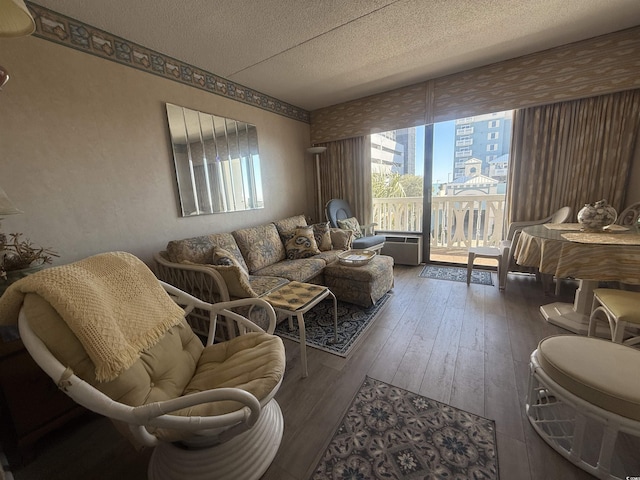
0,232,59,285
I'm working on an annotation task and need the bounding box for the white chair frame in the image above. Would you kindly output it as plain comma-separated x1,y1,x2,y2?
588,291,640,347
526,349,640,480
18,281,284,480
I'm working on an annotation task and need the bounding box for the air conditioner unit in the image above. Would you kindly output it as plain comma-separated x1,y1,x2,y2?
381,235,423,265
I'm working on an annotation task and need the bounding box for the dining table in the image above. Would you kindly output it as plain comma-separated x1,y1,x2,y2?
512,223,640,334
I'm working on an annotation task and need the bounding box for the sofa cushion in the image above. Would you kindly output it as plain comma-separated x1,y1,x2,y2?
253,258,325,283
313,250,342,265
166,233,248,272
311,222,333,251
337,217,363,239
273,214,307,235
233,223,286,273
282,226,321,260
330,228,354,250
248,275,289,297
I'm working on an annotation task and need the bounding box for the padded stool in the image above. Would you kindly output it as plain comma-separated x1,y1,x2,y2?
467,246,503,290
323,255,394,307
526,335,640,479
589,288,640,347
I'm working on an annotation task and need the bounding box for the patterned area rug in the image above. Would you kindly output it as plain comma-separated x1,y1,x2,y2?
419,265,494,286
311,377,499,479
274,294,390,357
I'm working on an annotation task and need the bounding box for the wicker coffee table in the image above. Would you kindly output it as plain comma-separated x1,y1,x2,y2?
263,281,337,378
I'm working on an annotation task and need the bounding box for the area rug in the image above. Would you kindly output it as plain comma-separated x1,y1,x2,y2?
311,376,499,479
274,294,390,357
419,265,494,286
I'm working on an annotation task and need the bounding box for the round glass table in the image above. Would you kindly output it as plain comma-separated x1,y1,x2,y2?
513,223,640,334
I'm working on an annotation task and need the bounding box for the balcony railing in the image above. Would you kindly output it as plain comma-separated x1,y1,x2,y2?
372,194,506,248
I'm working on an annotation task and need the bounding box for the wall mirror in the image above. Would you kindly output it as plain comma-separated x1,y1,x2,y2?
166,103,264,216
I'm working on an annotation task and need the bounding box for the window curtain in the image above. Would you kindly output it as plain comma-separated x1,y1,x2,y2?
506,89,640,224
315,136,372,225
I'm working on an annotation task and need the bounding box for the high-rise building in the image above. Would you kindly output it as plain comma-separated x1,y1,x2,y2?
371,131,405,174
394,128,416,175
452,111,512,180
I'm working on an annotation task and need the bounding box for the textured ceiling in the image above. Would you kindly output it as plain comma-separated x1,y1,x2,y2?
32,0,640,111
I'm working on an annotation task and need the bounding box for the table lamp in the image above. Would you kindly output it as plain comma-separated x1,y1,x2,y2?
0,186,23,229
0,0,36,37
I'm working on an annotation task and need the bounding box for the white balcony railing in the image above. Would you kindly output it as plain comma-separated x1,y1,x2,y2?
372,194,505,248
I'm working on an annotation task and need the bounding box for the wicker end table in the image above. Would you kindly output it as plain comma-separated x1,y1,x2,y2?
263,281,337,378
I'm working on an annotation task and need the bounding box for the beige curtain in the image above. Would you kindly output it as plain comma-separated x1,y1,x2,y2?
315,136,372,224
506,89,640,224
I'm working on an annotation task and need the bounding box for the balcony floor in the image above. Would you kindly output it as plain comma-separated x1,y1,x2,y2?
428,246,499,268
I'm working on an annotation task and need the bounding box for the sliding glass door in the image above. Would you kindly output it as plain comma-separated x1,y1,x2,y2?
428,111,512,264
371,110,512,266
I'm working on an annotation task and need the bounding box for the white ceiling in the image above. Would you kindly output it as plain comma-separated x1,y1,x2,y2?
33,0,640,112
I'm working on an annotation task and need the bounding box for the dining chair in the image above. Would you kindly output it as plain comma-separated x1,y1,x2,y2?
588,288,640,347
615,202,640,227
497,206,572,291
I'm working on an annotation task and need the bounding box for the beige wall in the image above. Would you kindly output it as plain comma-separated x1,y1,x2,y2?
0,36,314,267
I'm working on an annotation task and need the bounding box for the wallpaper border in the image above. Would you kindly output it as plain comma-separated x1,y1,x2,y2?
27,2,311,124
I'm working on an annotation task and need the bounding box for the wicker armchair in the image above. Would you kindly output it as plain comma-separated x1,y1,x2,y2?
12,253,285,480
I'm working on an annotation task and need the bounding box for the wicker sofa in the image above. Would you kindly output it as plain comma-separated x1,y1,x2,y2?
154,215,353,336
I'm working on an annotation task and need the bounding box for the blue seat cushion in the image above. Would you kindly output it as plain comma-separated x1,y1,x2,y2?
352,234,385,249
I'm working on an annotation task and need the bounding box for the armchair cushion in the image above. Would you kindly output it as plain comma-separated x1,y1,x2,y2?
337,217,364,239
281,226,321,259
353,234,387,250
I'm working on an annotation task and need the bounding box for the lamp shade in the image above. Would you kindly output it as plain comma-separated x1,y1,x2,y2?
0,65,8,88
0,187,22,215
307,146,326,155
0,0,36,37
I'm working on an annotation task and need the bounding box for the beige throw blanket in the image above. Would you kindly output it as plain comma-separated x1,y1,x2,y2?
0,251,186,381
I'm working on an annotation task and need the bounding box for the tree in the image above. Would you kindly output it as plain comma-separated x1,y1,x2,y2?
372,173,405,198
372,173,423,198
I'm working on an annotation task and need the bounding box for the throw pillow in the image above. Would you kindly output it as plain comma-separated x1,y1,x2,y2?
178,259,256,299
213,246,248,274
273,214,308,235
337,217,363,239
282,226,321,259
330,228,353,250
211,265,257,298
310,222,332,251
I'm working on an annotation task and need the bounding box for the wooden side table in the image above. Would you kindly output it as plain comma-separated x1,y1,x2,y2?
0,334,87,464
263,281,337,378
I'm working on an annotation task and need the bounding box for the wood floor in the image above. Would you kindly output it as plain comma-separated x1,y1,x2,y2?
7,265,631,479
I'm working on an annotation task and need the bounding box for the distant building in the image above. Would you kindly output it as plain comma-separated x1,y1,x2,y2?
394,128,416,175
489,153,509,181
452,111,512,180
438,158,499,196
371,131,404,174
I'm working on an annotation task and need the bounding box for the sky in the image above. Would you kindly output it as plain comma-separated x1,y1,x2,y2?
414,121,455,183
